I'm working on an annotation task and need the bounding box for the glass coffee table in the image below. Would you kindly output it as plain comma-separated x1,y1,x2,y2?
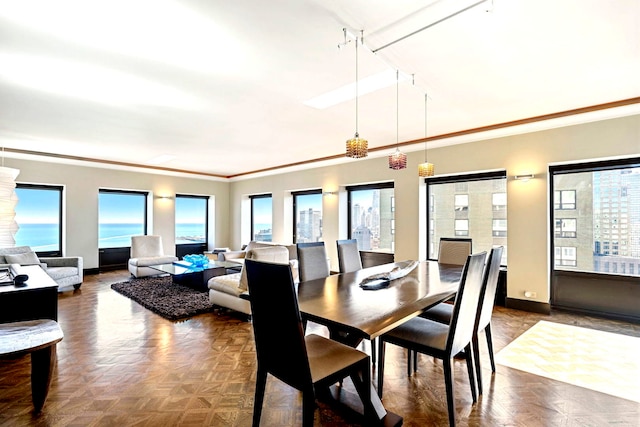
150,260,241,292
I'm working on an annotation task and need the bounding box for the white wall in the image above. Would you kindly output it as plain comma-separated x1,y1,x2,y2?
6,160,229,270
229,114,640,304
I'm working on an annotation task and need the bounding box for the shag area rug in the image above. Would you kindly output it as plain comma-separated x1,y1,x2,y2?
111,276,214,321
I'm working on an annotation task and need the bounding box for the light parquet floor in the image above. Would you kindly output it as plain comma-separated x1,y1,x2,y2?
1,270,640,426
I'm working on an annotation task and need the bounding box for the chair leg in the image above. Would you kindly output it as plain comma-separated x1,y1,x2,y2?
371,338,377,365
472,333,483,395
443,358,456,427
413,350,418,374
253,368,268,427
302,389,316,427
377,340,386,397
406,349,412,376
464,343,477,403
485,324,496,373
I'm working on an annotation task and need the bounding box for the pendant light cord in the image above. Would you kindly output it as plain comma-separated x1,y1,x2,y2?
355,32,360,136
424,93,428,162
396,70,399,146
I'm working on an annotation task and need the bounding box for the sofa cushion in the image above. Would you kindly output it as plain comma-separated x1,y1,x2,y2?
208,273,243,297
238,246,290,291
4,251,41,266
46,266,79,281
129,256,178,267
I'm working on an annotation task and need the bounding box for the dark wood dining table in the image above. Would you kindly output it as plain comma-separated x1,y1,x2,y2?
296,260,463,426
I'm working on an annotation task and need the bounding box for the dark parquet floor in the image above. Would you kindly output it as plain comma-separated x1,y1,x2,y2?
1,270,639,426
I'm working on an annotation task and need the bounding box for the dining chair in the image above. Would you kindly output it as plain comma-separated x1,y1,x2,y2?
437,237,472,265
377,251,487,427
244,258,374,427
336,239,363,273
419,246,504,394
296,242,330,282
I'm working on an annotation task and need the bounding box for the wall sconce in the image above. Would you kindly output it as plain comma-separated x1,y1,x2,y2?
155,195,174,200
514,174,535,182
322,191,337,197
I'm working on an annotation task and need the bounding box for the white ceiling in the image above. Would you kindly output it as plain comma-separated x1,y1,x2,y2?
1,0,639,179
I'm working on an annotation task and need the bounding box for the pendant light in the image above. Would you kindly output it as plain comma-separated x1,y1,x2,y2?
345,30,368,158
418,93,435,177
388,70,407,170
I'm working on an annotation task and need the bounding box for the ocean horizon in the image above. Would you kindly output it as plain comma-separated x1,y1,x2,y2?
15,223,206,250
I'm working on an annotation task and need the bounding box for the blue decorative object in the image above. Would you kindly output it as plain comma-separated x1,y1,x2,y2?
183,254,209,268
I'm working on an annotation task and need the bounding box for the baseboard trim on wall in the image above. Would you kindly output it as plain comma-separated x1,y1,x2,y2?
84,268,100,276
506,297,551,314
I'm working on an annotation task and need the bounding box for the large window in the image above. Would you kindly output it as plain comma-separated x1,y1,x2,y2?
293,190,322,243
99,190,148,248
427,171,507,264
250,194,272,242
15,184,63,256
551,158,640,276
347,182,395,252
175,195,208,245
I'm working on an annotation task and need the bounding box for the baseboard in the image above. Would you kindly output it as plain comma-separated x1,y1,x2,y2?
505,297,551,314
84,268,100,276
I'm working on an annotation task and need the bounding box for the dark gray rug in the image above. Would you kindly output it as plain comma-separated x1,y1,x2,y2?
110,276,213,321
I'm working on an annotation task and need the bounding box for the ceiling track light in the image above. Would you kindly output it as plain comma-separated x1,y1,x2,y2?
418,93,435,177
345,30,368,159
388,70,407,170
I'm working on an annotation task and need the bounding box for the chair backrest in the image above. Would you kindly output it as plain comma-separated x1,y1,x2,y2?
446,251,487,355
244,259,313,391
238,246,290,291
438,238,472,265
130,235,163,258
336,239,362,273
296,242,330,282
476,246,504,331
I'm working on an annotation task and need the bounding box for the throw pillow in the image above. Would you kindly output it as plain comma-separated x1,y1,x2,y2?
5,251,41,266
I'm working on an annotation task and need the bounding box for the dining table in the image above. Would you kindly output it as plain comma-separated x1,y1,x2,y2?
296,259,464,426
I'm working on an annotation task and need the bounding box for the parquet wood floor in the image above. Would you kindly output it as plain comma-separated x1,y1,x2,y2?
1,270,639,426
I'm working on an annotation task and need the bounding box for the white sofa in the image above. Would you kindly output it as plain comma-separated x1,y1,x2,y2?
209,244,298,316
0,246,83,291
127,235,178,278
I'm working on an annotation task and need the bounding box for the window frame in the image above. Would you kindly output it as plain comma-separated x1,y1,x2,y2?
292,189,322,243
347,181,395,253
98,189,149,249
175,194,209,254
15,183,63,257
249,193,272,242
426,170,507,263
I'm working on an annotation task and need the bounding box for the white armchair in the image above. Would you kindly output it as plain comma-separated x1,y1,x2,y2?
127,235,178,278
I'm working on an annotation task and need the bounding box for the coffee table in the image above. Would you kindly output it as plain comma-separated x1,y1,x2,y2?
150,260,240,292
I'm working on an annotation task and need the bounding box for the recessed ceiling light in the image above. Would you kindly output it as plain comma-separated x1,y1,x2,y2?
304,69,410,109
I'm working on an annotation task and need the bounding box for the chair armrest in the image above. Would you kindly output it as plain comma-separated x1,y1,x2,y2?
40,256,82,269
239,292,250,301
218,251,246,261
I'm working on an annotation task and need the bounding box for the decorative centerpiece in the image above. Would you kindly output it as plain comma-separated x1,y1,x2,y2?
183,254,209,268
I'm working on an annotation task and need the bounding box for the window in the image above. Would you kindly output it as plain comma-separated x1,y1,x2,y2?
250,194,272,242
492,219,507,237
347,182,394,252
427,171,507,264
15,184,63,256
555,246,577,267
554,190,576,210
492,192,506,211
175,195,208,245
551,157,640,276
454,194,469,211
293,190,322,243
554,218,577,238
99,190,148,248
455,219,469,236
